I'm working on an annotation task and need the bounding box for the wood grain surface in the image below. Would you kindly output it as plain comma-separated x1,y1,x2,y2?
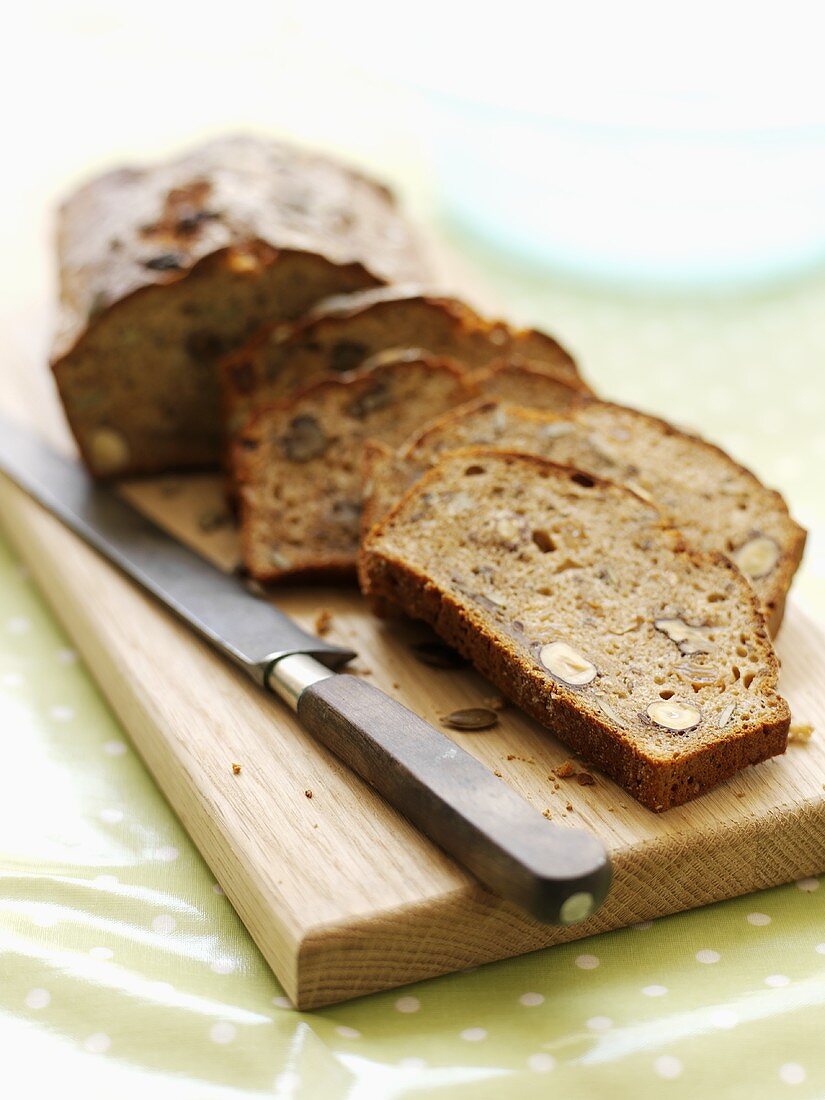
1,239,823,1009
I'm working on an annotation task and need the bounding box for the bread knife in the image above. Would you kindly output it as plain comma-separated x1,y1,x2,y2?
0,413,611,924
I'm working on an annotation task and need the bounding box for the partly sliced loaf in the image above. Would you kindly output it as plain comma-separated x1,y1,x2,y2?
360,400,805,634
233,354,477,581
360,449,791,811
220,283,586,440
52,136,426,477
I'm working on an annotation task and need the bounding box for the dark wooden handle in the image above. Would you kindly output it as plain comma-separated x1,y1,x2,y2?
298,674,611,924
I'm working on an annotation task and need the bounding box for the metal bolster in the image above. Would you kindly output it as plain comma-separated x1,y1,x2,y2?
265,652,338,711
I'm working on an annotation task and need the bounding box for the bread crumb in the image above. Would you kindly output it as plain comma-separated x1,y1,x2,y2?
542,808,552,819
565,802,574,812
576,772,596,787
231,762,241,775
555,761,576,779
304,789,313,799
735,791,746,798
493,770,503,778
789,722,814,743
314,609,333,636
392,681,400,690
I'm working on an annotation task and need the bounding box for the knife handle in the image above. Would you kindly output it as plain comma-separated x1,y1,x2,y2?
276,662,611,924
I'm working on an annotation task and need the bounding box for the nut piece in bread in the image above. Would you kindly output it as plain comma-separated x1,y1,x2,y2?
360,449,790,811
51,136,426,477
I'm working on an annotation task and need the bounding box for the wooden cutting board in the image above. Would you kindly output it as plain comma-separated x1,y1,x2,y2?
1,267,824,1012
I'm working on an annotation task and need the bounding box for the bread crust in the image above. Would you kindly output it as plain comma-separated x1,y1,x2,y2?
361,448,790,811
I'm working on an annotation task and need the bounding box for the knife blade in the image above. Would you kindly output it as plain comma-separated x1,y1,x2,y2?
0,413,611,924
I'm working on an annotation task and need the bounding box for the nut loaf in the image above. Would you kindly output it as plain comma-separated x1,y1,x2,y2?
52,135,426,478
359,400,806,634
220,283,586,440
360,449,791,811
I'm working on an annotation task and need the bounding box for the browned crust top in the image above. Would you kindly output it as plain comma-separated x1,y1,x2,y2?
52,134,425,364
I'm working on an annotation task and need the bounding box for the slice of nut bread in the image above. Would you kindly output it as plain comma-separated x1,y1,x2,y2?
233,354,478,580
360,449,791,811
220,283,587,441
360,400,805,634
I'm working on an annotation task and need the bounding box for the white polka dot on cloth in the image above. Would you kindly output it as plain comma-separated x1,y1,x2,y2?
654,1055,683,1080
527,1053,556,1072
395,996,420,1013
460,1027,487,1042
25,989,51,1009
272,996,292,1009
151,914,176,934
1,672,22,687
747,913,771,926
6,616,30,634
335,1026,361,1039
586,1016,612,1031
210,958,236,975
796,878,819,893
575,954,599,970
155,845,179,862
815,944,825,955
212,883,225,895
93,874,118,889
84,1033,111,1054
633,921,653,931
99,809,123,825
56,647,77,664
103,740,127,757
89,946,113,960
398,1057,426,1071
642,985,668,997
765,975,790,987
519,992,544,1007
49,705,74,722
209,1022,236,1044
709,1009,738,1029
779,1063,806,1085
696,949,720,964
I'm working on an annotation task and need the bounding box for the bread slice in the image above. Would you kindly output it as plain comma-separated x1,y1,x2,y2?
234,360,587,582
361,449,791,811
220,283,587,440
360,400,806,634
233,354,478,580
51,136,426,477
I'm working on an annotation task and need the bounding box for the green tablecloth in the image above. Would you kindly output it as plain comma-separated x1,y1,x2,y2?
2,253,824,1099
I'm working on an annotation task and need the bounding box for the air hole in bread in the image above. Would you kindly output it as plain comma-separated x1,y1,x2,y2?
708,592,726,603
464,465,485,476
571,472,595,488
532,529,556,553
743,670,756,689
659,689,675,700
